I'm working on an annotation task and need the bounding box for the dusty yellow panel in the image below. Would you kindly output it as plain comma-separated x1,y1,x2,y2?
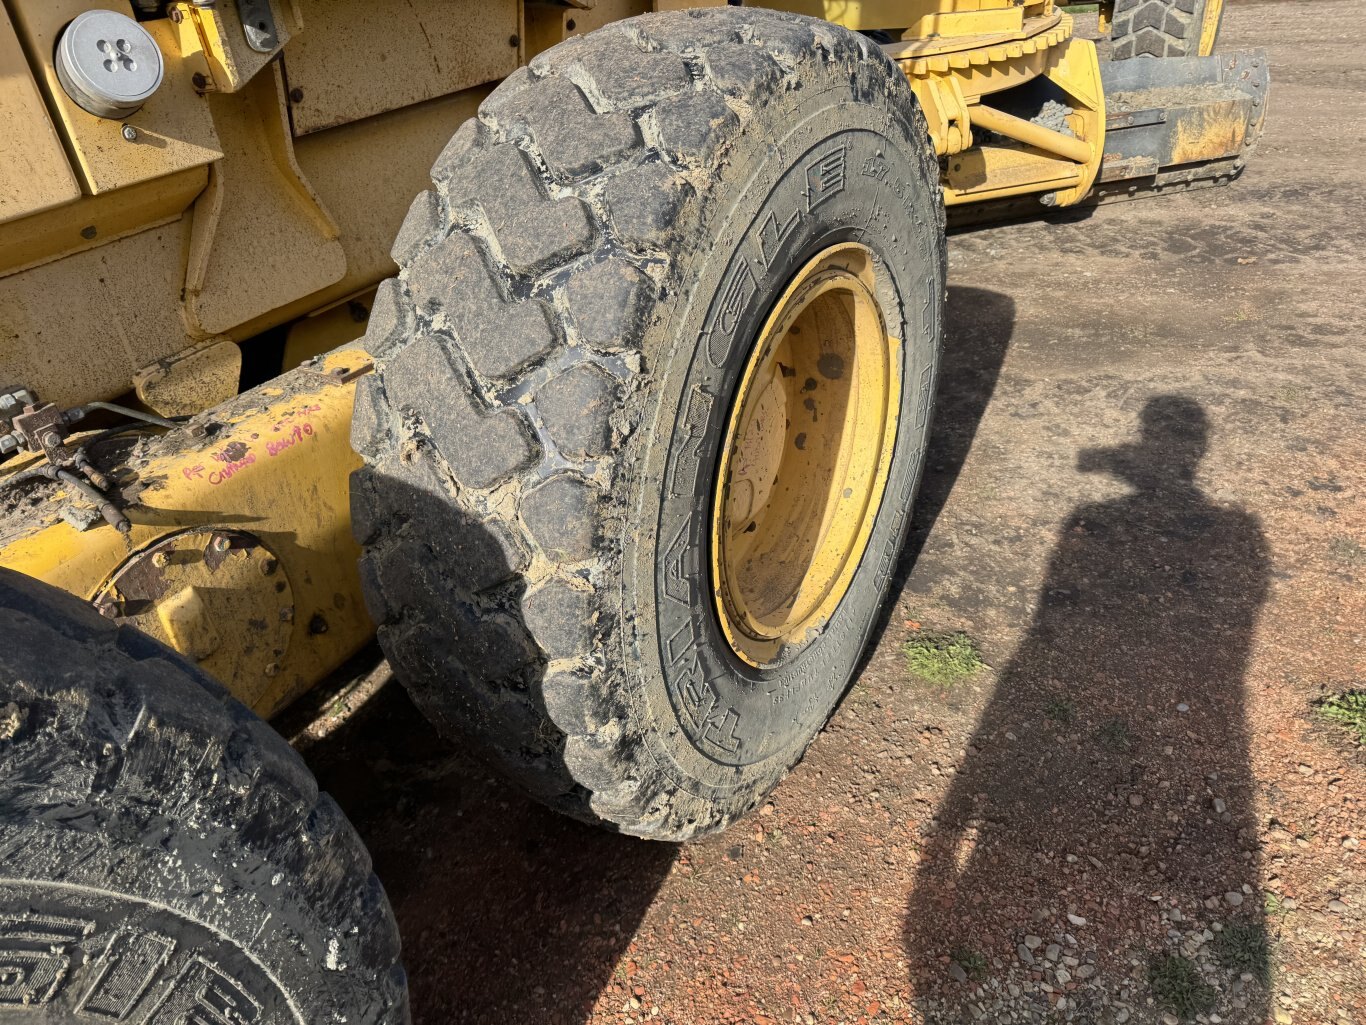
8,1,223,195
183,64,345,338
178,0,296,94
292,85,483,305
0,165,205,278
528,0,650,59
0,223,192,408
0,7,79,224
0,353,373,717
283,0,518,135
134,337,242,416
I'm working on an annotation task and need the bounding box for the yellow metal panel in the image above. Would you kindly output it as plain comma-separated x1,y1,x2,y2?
943,144,1081,204
0,223,193,409
1198,0,1224,56
291,85,484,309
0,6,79,225
133,337,242,416
9,1,223,195
528,0,650,61
0,165,205,279
177,0,296,94
283,0,518,135
183,63,345,338
0,352,373,718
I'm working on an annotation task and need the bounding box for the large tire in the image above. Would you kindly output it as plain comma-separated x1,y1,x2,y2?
1110,0,1224,59
0,569,407,1023
351,8,945,840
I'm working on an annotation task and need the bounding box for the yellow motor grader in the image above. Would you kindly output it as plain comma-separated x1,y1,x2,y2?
0,0,1264,1019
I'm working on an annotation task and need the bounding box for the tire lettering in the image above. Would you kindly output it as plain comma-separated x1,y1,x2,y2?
0,913,92,1007
79,927,175,1020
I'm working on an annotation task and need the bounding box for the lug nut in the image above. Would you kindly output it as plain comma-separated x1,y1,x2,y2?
122,125,139,142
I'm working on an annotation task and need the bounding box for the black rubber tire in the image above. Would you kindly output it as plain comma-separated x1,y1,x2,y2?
0,568,407,1023
351,8,945,840
1110,0,1222,59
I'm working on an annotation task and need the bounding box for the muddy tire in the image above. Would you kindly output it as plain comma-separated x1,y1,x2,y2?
0,568,407,1023
1111,0,1223,59
351,8,945,839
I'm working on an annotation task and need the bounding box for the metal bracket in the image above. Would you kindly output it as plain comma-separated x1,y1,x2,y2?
237,0,278,53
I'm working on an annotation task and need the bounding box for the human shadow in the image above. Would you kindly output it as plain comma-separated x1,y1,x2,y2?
903,397,1272,1023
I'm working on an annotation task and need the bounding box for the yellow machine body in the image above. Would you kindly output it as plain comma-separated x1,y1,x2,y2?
0,0,1262,716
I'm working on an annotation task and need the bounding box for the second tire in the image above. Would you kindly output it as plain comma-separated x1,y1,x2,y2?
352,8,946,840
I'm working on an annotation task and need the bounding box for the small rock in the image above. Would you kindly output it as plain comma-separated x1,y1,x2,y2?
1018,944,1035,964
1169,908,1184,923
1177,703,1189,713
1128,793,1144,808
759,803,774,816
1297,764,1313,776
1281,897,1297,910
1055,967,1072,985
1275,1010,1293,1024
1213,798,1227,815
800,915,813,926
1164,1014,1180,1025
1327,899,1348,913
1045,943,1062,962
1225,892,1244,907
1066,913,1086,927
1117,1010,1130,1024
1076,965,1095,979
1024,935,1042,949
949,962,968,983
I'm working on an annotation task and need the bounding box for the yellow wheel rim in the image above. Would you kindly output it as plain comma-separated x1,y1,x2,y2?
711,243,900,668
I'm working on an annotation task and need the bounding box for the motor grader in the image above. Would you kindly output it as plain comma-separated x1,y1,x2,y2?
0,0,1264,1019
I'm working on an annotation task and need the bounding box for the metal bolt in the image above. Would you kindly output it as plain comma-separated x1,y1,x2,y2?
122,125,139,142
288,87,304,103
80,226,97,240
264,662,279,677
308,613,328,635
151,551,170,568
508,33,519,47
96,601,119,619
0,436,18,456
170,7,183,23
211,535,232,553
192,72,208,91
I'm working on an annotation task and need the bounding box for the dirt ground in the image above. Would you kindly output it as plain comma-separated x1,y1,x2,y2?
292,3,1365,1022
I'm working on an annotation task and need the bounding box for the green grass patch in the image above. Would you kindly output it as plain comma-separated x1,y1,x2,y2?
1099,717,1131,749
902,632,984,686
1149,954,1217,1018
1044,698,1074,724
1214,923,1271,984
1316,690,1366,743
951,948,988,981
1328,535,1366,566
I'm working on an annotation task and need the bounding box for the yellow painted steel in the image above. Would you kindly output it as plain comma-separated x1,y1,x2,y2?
1198,0,1225,56
0,6,79,225
8,1,224,196
0,350,373,718
710,244,900,668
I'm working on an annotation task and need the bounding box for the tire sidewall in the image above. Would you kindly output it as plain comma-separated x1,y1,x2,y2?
624,65,945,804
